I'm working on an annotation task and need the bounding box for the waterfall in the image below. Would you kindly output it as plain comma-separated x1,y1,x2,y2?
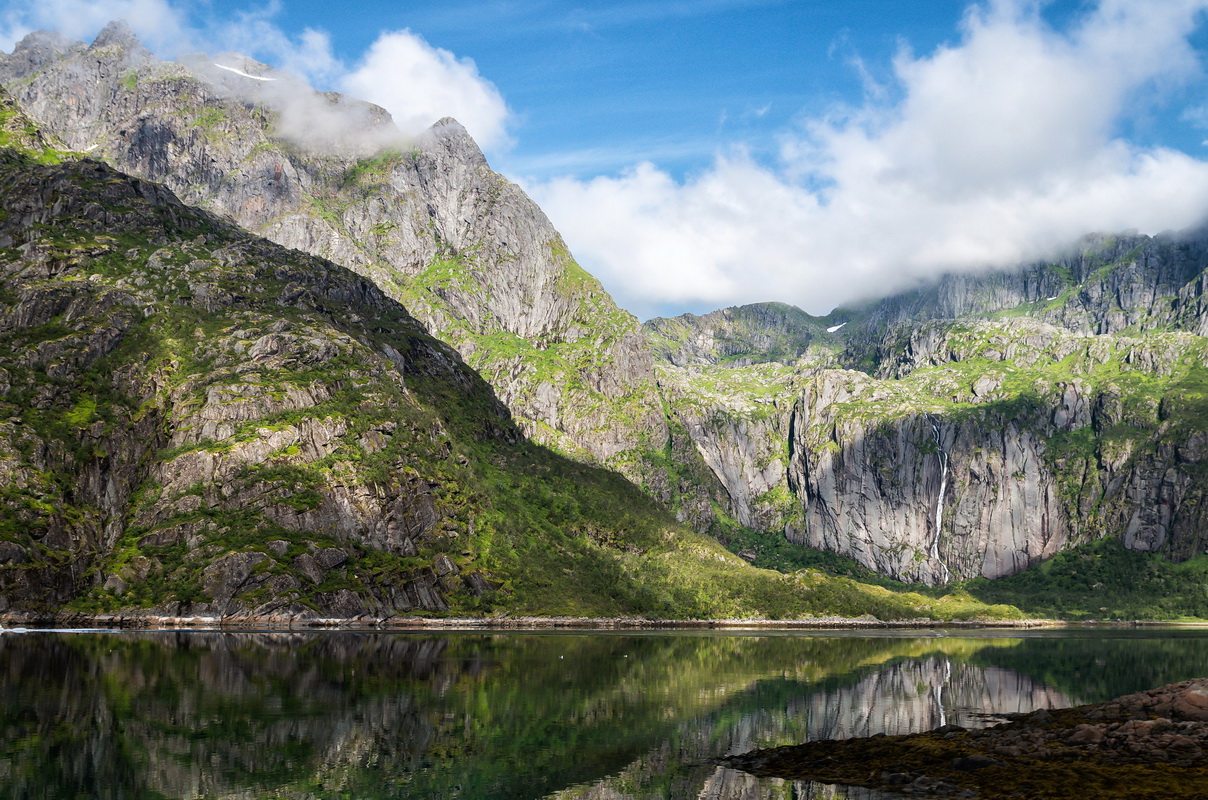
927,416,952,583
933,657,952,728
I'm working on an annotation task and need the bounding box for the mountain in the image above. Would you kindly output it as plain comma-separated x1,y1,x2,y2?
0,22,799,568
7,23,1208,604
0,22,668,490
648,233,1208,585
1,84,1024,621
644,302,836,368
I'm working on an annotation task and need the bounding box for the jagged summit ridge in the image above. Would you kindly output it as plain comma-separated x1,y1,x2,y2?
644,302,834,367
647,234,1208,584
419,116,488,168
91,19,151,56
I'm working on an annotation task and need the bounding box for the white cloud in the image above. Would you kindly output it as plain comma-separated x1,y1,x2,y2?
212,4,344,86
340,30,510,151
530,0,1208,319
0,1,512,152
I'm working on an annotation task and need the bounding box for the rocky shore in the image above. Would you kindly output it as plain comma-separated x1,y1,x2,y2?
722,679,1208,798
0,613,1063,630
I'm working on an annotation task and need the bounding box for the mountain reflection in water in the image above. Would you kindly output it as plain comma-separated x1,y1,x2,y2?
2,628,1208,800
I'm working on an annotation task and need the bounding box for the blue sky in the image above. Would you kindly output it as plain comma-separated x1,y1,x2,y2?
269,0,988,180
4,1,1208,318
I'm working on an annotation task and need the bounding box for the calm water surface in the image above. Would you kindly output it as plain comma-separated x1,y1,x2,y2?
2,627,1208,799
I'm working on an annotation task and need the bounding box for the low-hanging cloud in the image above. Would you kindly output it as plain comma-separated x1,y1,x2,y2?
530,0,1208,319
0,0,512,152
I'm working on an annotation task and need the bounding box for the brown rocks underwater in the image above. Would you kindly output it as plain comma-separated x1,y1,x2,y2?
722,678,1208,798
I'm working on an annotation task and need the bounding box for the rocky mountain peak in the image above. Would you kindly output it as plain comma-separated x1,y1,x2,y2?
645,301,832,367
79,20,155,74
89,19,146,54
419,116,487,168
0,28,78,73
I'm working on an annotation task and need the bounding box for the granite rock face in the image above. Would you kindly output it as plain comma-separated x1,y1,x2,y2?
645,302,833,368
785,371,1068,584
0,23,667,484
3,95,839,621
649,237,1208,584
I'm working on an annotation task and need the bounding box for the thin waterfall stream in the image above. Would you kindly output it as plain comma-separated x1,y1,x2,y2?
927,415,952,583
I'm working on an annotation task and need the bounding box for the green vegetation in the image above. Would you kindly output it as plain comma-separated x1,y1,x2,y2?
720,523,897,585
962,537,1208,621
8,69,1208,625
644,301,834,367
0,101,73,165
341,150,405,190
189,105,231,144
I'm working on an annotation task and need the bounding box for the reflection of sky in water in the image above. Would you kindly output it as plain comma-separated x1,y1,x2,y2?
2,629,1208,800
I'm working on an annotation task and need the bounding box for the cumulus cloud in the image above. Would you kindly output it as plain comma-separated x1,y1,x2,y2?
203,13,512,149
211,4,344,87
340,30,510,151
0,0,512,152
530,0,1208,319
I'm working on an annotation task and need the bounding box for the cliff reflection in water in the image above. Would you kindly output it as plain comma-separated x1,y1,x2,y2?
2,629,1207,800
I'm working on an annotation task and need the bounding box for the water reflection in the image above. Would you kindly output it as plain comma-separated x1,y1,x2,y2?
1,629,1207,799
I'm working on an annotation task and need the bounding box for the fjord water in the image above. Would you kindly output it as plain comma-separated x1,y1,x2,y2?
2,629,1207,799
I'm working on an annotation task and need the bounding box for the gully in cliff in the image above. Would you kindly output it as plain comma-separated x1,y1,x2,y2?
721,679,1208,798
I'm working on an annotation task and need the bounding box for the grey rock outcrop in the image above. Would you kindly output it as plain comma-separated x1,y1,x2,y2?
844,232,1208,372
787,371,1069,583
655,363,800,533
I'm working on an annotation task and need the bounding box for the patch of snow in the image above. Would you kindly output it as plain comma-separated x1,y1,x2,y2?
214,63,275,81
826,322,847,333
1046,295,1059,301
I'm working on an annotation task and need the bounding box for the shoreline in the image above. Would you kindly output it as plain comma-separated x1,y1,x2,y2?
1,612,1199,631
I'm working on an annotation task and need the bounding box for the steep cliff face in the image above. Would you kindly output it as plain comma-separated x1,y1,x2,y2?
648,238,1208,585
779,236,1208,584
9,25,1208,592
787,369,1072,583
0,23,667,483
643,303,845,537
4,91,1038,620
653,363,800,533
